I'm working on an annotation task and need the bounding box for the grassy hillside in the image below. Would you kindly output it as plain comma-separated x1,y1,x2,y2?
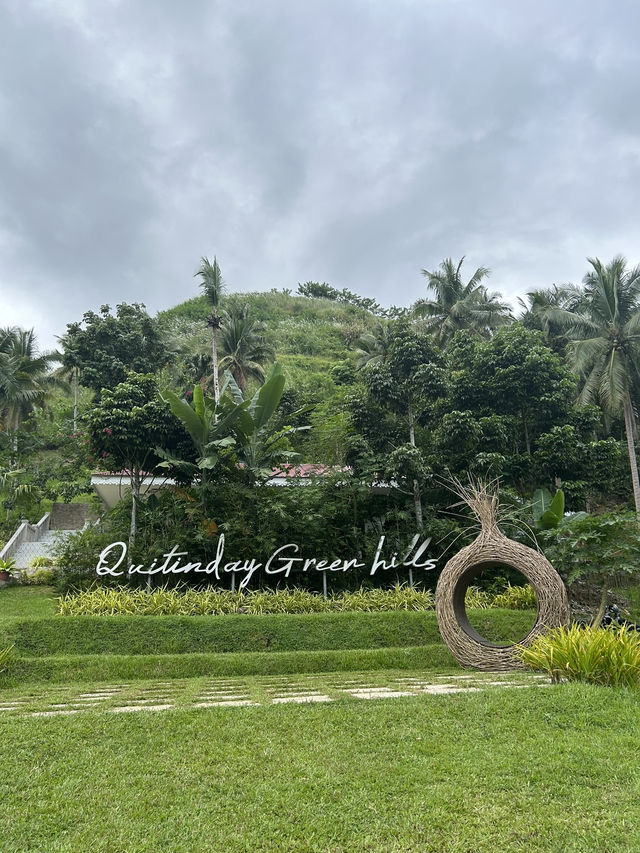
158,289,379,390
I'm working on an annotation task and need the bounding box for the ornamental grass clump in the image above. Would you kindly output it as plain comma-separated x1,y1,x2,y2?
519,624,640,687
464,586,493,609
492,583,537,610
335,585,435,612
58,584,439,616
0,645,14,675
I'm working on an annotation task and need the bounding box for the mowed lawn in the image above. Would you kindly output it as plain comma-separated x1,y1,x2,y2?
1,684,640,853
0,585,57,625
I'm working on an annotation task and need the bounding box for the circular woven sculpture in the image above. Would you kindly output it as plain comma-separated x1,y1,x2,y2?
435,480,570,671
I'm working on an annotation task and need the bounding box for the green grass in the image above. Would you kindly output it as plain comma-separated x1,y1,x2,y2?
0,669,533,709
0,588,537,686
2,644,458,687
0,586,57,626
1,684,639,852
2,609,536,657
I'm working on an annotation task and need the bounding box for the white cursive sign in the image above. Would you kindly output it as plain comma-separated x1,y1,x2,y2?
95,534,437,591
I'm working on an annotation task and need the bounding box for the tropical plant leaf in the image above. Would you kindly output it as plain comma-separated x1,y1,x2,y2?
192,383,205,420
548,489,565,520
221,370,244,405
532,488,552,523
197,454,219,470
159,389,205,451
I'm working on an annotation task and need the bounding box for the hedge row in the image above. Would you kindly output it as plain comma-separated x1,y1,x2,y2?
2,609,536,658
1,644,461,687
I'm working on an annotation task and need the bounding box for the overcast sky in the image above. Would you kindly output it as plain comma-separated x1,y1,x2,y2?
2,0,639,350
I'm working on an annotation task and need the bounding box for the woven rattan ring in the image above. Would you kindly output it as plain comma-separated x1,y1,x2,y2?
436,531,570,671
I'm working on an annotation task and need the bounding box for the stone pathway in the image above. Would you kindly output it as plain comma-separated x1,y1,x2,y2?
0,671,551,719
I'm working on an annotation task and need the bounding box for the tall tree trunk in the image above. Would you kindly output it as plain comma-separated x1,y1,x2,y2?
129,470,140,553
591,581,608,629
623,394,640,520
407,399,424,534
10,412,19,468
73,368,79,434
212,330,220,404
522,412,531,456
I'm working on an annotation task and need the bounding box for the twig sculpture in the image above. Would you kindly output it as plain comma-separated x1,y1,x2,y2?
435,477,569,670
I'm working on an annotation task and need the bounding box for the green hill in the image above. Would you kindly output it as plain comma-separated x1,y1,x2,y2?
158,290,379,392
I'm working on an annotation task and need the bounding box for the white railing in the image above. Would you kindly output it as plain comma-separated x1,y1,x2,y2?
0,512,50,562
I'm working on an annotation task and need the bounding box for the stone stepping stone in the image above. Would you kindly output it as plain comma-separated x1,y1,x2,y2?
193,700,258,708
28,709,81,717
198,689,249,695
271,686,321,692
76,694,118,699
417,685,481,694
272,694,332,704
347,687,415,699
109,704,174,713
434,675,475,680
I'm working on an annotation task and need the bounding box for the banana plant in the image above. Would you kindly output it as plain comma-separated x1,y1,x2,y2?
224,364,311,481
157,378,248,483
531,487,588,530
158,364,309,484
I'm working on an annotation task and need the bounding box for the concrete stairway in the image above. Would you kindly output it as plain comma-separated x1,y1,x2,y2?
1,502,92,570
11,530,72,569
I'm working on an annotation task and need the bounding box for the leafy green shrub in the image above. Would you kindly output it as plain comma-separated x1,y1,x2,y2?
29,556,54,569
519,624,640,687
336,585,435,612
53,566,101,595
52,525,123,572
492,583,537,610
30,568,56,586
541,512,640,624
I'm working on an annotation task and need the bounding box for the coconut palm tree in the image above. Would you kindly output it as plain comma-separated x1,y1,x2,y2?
355,323,391,369
0,327,63,459
414,257,512,345
195,256,226,403
518,283,584,350
184,352,213,388
546,256,640,517
218,304,274,393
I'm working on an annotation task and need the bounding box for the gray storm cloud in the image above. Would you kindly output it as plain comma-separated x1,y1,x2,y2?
1,0,639,347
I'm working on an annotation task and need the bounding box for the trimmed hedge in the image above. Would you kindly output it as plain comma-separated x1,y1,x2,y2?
3,644,459,686
2,609,536,658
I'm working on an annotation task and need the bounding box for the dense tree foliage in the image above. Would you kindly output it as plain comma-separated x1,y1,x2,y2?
545,256,640,515
87,373,188,548
2,254,640,607
60,303,167,394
